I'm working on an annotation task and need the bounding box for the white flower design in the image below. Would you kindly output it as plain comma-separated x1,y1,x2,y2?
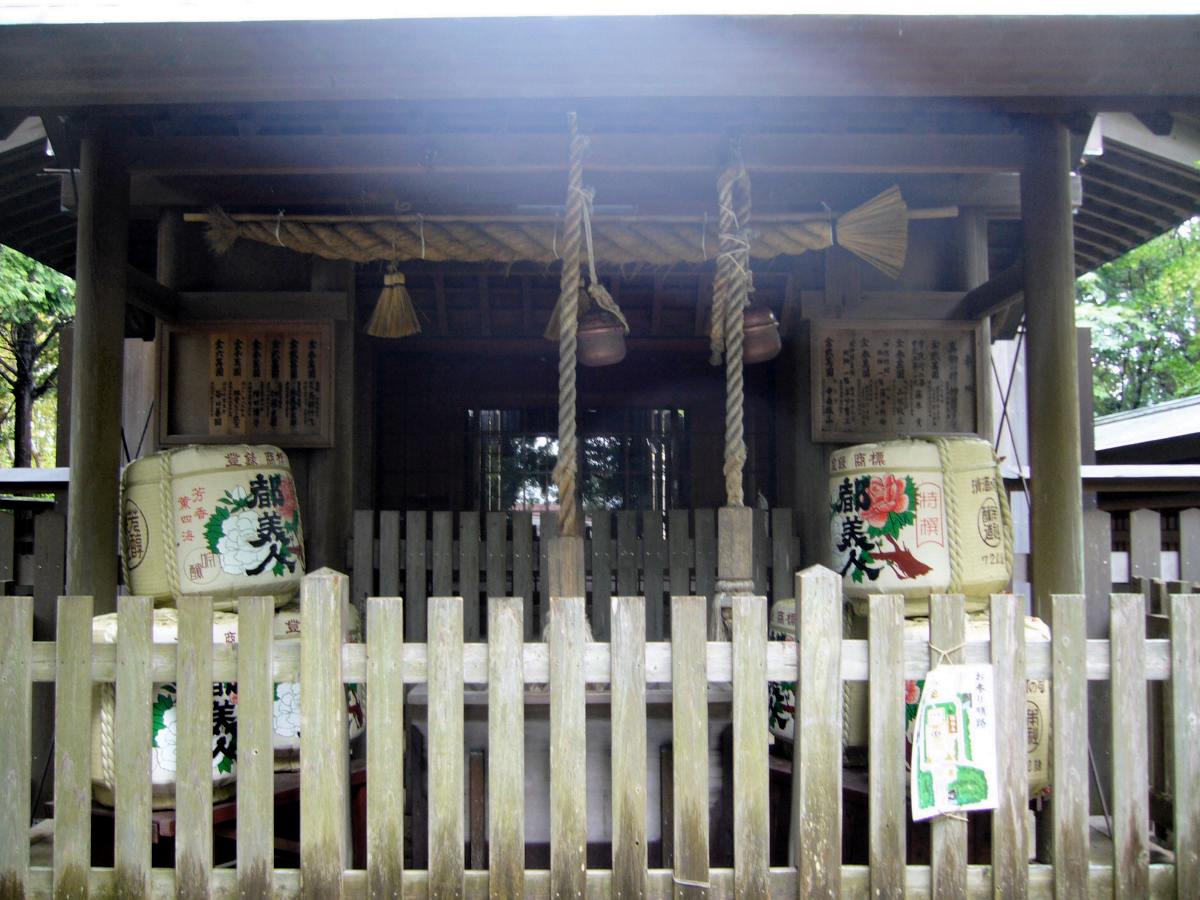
151,704,178,778
217,509,270,575
274,681,301,739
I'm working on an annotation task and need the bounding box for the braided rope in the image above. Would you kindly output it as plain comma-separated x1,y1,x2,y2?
714,163,751,507
553,115,586,538
159,449,181,603
99,683,116,788
208,208,837,268
995,448,1016,578
933,437,965,594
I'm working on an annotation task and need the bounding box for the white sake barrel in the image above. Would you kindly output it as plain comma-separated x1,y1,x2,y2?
767,600,1051,799
121,445,305,609
91,608,241,809
828,437,1011,615
271,600,366,770
90,603,365,808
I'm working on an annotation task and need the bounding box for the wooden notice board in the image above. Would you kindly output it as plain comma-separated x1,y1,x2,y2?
810,319,985,443
160,320,334,447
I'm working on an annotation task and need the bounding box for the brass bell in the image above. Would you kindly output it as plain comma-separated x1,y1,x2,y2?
577,308,627,366
743,305,781,364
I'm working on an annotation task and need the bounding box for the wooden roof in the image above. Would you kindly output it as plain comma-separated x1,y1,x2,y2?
0,16,1197,110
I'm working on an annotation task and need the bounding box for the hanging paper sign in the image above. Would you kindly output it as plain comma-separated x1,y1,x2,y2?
910,663,998,821
160,320,334,448
810,319,986,443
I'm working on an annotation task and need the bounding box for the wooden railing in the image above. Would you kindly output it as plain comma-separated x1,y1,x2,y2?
349,508,800,640
2,568,1196,896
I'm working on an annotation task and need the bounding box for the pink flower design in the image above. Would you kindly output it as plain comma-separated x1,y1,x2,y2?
862,475,909,528
904,680,921,704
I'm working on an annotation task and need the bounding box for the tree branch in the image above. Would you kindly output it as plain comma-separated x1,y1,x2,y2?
32,367,57,401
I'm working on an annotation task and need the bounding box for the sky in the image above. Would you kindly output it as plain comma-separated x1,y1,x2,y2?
0,1,1197,24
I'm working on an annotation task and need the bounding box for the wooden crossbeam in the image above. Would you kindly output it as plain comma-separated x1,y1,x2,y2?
120,131,1025,177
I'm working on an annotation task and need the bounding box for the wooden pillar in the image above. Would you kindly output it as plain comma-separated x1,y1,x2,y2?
1021,117,1084,617
956,208,995,439
65,127,129,610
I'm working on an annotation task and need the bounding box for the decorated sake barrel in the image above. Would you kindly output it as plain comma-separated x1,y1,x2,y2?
271,600,366,771
91,608,241,809
767,601,1052,799
90,604,365,808
828,437,1012,615
121,445,306,609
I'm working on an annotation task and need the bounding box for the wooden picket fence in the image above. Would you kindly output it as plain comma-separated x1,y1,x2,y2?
0,567,1197,897
349,508,800,641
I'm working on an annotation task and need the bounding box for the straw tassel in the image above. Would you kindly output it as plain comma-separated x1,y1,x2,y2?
366,266,421,338
834,185,909,280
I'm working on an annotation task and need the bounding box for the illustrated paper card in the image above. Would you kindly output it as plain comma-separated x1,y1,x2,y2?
910,663,998,821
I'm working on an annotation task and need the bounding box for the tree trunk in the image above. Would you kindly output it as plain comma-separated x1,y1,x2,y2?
12,321,35,467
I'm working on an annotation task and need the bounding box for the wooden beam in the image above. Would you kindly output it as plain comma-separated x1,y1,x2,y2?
121,131,1025,177
124,265,179,322
956,258,1023,320
175,291,349,321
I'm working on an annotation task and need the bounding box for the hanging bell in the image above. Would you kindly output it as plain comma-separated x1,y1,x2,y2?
743,305,782,364
577,308,627,367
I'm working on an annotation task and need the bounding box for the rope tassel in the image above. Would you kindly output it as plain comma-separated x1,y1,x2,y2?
366,266,421,338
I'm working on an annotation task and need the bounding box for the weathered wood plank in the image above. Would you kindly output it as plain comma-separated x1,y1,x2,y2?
770,508,794,601
428,596,465,898
352,509,375,610
459,513,481,641
0,595,32,896
1180,510,1200,584
989,593,1028,899
694,510,717,635
752,508,769,596
114,594,154,899
512,511,534,641
237,596,275,899
733,594,769,898
549,595,587,898
590,510,613,641
644,516,667,641
929,594,967,900
433,511,454,596
617,511,640,598
1170,592,1199,900
176,596,214,900
13,859,1192,896
1129,509,1162,582
1051,593,1089,900
669,510,692,597
469,751,486,870
405,511,428,641
671,595,709,899
717,506,753,640
793,566,842,899
300,570,351,899
1110,593,1149,898
488,597,524,899
0,510,13,584
611,595,647,897
367,596,405,898
486,512,507,602
868,594,905,900
379,510,401,597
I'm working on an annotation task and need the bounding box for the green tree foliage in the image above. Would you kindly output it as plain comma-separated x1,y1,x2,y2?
0,246,74,467
1076,219,1200,416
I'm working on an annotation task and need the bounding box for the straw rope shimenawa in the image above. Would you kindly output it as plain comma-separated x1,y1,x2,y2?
552,114,586,540
197,186,917,272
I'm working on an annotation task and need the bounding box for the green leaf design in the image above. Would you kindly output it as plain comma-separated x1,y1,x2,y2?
216,754,234,774
204,505,231,554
